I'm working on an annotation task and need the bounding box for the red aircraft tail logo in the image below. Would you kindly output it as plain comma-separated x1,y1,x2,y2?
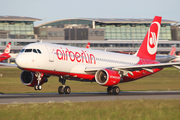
147,22,160,55
169,47,176,56
3,42,11,54
86,42,90,48
135,16,161,60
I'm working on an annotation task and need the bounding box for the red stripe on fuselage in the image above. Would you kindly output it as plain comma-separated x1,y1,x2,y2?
22,68,95,81
122,68,162,82
122,58,162,82
22,58,162,83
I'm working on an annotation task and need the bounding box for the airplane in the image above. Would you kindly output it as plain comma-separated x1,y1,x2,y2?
0,42,11,62
2,16,180,95
156,47,176,63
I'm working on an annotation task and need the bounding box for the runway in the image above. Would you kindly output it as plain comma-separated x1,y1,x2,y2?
0,91,180,104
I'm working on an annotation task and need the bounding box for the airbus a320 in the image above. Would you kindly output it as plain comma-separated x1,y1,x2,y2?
1,16,180,95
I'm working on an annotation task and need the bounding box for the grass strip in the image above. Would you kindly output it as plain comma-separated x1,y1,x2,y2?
0,99,180,120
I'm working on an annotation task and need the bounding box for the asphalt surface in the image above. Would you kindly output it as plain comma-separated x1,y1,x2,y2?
0,91,180,104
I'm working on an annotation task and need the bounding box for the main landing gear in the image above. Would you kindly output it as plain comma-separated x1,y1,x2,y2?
107,86,120,95
58,76,71,94
34,72,43,91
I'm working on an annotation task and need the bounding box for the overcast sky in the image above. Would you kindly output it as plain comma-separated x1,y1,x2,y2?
1,0,179,26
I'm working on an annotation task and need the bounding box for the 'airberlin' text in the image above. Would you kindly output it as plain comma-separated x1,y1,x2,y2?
56,47,96,64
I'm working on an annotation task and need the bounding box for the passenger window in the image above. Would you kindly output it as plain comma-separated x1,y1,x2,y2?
37,49,42,54
25,49,32,52
33,49,37,53
20,49,25,52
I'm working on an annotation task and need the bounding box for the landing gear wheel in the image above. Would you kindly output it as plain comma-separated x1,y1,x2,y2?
58,86,64,94
34,85,38,90
64,86,71,94
34,85,42,90
113,86,120,95
38,85,42,90
107,86,113,95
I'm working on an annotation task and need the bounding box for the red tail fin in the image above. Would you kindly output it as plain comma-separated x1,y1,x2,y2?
169,47,176,56
135,16,162,60
3,42,11,54
86,42,90,48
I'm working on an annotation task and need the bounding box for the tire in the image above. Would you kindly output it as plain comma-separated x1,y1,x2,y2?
58,86,64,94
113,86,120,95
107,86,113,95
64,86,71,94
34,85,38,90
38,85,42,90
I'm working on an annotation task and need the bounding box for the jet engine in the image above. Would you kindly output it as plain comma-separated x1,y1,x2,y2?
20,71,48,87
95,69,121,86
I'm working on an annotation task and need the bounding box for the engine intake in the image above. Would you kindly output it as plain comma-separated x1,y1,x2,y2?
20,71,47,87
95,69,121,86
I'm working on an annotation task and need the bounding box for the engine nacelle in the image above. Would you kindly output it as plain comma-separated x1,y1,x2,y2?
95,69,121,86
20,71,47,87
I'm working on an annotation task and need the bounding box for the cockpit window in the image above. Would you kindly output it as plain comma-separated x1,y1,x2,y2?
25,49,32,52
20,49,25,52
37,49,42,54
22,49,41,54
33,49,37,53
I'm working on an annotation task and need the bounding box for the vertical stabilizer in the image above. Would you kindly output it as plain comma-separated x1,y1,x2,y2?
135,16,162,60
86,42,90,48
169,47,176,56
3,42,11,54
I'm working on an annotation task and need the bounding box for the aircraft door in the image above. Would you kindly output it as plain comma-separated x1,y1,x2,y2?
46,45,54,62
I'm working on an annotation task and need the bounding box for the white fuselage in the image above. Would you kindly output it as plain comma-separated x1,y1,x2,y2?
15,42,140,76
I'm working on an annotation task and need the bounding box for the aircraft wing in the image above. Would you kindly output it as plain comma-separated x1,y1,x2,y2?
0,62,17,67
85,62,180,73
112,62,180,71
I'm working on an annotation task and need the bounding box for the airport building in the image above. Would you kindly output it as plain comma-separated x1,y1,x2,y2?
0,16,41,40
0,16,180,55
171,24,180,40
34,18,179,40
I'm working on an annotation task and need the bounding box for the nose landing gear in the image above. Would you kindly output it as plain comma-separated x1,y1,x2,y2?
34,85,42,90
34,72,43,91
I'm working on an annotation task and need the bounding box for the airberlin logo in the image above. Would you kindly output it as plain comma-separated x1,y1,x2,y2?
4,45,10,53
147,22,160,55
110,75,120,80
56,47,96,64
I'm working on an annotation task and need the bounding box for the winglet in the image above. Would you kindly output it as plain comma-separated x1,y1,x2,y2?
135,16,162,60
3,42,11,54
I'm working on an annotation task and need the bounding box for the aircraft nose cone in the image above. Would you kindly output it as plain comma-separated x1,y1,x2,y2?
15,55,24,68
